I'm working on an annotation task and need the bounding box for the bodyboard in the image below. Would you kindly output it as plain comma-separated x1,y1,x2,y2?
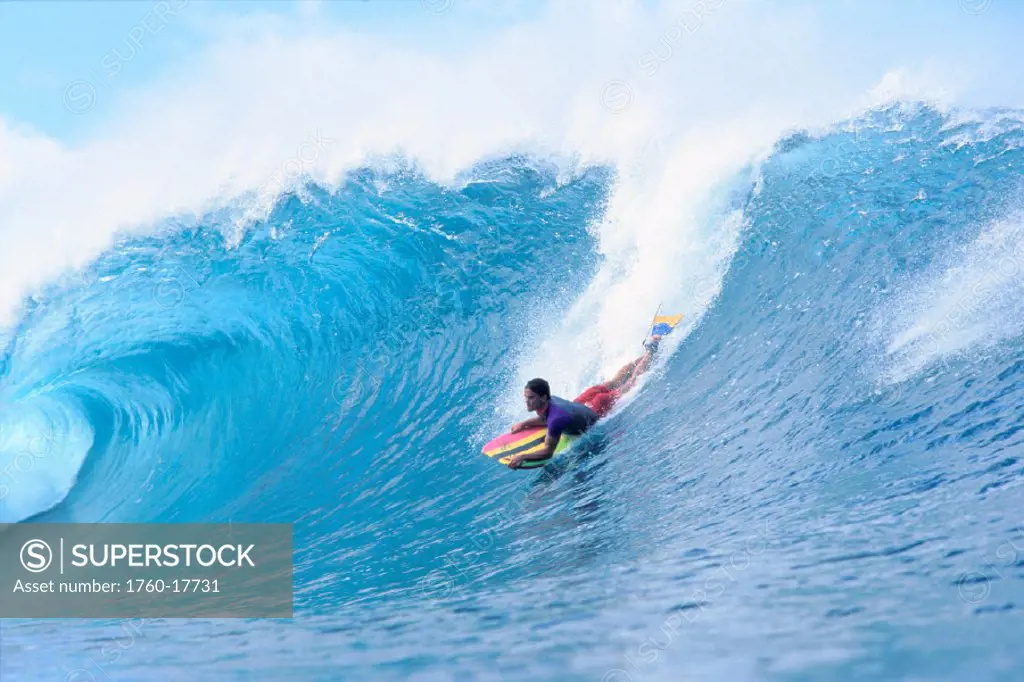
482,427,578,468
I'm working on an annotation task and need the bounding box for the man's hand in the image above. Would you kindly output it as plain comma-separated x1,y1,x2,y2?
511,420,538,433
506,454,526,469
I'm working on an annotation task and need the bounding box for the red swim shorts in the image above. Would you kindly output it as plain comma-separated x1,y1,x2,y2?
573,383,620,419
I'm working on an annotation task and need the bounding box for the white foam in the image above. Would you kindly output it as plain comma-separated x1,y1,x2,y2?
882,209,1024,381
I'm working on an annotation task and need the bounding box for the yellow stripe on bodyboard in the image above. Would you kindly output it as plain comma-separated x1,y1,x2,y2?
482,428,578,468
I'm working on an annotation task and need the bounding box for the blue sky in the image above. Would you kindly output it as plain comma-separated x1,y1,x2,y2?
5,0,1024,145
0,0,542,141
4,0,1024,143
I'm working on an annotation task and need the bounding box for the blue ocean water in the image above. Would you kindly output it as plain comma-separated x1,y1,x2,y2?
2,105,1024,681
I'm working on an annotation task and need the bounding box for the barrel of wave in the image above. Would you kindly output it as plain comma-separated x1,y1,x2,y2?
0,397,94,523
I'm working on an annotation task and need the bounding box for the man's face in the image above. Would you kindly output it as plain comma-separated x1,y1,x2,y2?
524,388,546,412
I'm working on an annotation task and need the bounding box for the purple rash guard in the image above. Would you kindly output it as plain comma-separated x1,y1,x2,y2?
545,396,598,441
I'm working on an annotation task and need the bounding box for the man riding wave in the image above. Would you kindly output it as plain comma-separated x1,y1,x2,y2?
505,335,663,469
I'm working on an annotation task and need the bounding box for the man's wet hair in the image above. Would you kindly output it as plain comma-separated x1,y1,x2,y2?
525,378,550,399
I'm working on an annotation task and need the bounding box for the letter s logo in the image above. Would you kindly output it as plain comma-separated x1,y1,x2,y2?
21,539,53,573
